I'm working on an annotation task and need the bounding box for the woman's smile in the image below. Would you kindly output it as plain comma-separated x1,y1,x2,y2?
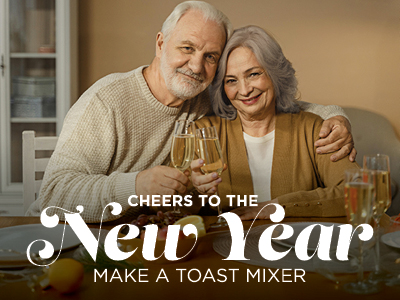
239,93,262,105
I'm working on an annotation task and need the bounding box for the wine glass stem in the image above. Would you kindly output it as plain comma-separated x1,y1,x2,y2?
374,220,381,272
215,205,223,223
215,191,222,222
173,193,181,215
358,238,365,283
214,191,226,225
217,202,222,216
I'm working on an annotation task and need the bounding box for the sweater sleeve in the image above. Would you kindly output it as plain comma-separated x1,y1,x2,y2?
28,95,136,223
298,100,349,121
276,117,359,217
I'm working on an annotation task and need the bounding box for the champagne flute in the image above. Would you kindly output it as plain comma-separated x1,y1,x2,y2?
363,154,392,282
196,126,226,228
170,120,195,216
343,169,380,294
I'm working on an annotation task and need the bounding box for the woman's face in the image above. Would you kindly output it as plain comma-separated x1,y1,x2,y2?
224,47,275,120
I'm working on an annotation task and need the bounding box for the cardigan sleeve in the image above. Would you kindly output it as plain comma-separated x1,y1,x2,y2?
275,115,359,217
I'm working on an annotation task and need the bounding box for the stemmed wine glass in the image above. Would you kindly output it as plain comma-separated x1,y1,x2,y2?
195,126,226,228
363,154,392,282
343,169,380,294
170,120,196,216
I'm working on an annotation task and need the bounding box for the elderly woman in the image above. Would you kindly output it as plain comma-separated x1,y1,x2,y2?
191,25,359,220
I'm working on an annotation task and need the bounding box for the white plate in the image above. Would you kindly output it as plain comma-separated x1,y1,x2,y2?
381,231,400,249
271,222,360,251
0,224,81,268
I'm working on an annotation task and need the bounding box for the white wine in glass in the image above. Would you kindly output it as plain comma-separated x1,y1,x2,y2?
344,181,374,227
343,169,379,294
364,154,391,219
170,120,195,215
171,135,195,172
196,126,226,228
372,170,391,219
363,154,392,283
197,138,224,175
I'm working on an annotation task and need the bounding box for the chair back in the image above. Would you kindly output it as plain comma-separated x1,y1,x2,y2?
343,107,400,215
22,130,58,213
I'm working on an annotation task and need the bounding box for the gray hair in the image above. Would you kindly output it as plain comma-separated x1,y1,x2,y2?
161,1,233,43
210,25,300,120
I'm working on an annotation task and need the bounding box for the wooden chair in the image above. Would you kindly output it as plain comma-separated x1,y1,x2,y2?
22,130,58,214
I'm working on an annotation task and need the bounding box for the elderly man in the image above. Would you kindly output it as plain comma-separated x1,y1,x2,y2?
27,1,354,222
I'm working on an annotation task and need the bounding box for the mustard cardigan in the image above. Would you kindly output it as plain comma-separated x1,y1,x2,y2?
195,111,359,217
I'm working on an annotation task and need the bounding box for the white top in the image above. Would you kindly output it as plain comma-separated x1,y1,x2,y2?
243,131,275,202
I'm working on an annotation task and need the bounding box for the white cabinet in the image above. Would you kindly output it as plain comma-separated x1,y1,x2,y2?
0,0,77,215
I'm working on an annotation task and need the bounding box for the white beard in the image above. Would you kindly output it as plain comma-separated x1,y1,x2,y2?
160,50,208,100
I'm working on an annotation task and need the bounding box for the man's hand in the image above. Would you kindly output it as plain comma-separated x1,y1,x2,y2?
135,166,190,196
191,159,226,195
230,200,278,220
315,116,357,162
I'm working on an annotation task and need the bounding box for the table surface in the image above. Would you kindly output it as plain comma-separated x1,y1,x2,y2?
0,215,399,300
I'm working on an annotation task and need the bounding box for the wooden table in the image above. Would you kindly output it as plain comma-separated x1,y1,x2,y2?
0,216,399,300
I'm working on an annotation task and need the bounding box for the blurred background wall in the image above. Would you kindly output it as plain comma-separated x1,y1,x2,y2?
77,0,400,137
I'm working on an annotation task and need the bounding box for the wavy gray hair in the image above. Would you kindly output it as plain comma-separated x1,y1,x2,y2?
210,25,300,120
161,1,233,43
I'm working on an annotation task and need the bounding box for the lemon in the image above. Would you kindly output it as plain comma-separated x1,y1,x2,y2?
41,258,84,294
174,215,206,237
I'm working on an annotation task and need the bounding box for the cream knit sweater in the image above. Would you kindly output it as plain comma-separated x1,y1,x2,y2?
27,66,348,222
27,66,211,222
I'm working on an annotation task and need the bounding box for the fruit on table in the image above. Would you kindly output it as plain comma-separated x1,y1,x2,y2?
40,258,84,294
395,213,400,222
132,211,206,240
132,211,191,228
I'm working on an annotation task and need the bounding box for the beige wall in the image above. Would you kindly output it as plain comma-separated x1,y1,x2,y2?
78,0,400,137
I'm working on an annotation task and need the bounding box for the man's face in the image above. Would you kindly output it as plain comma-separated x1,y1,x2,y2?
158,10,226,100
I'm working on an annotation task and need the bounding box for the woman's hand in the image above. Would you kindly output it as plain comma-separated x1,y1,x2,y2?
190,159,226,195
230,199,279,220
315,116,357,162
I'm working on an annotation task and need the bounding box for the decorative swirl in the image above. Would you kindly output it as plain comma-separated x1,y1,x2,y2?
27,206,81,266
243,203,285,242
27,203,124,266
